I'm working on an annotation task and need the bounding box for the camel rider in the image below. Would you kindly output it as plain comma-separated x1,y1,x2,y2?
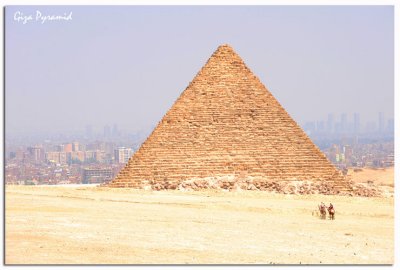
319,202,326,214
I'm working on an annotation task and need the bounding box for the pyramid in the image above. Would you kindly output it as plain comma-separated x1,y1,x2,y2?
108,44,352,193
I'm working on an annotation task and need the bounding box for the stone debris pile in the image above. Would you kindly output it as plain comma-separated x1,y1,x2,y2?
133,176,358,195
136,177,382,197
350,182,382,197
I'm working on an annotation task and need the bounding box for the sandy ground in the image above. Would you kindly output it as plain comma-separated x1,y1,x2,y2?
5,185,394,265
347,167,394,186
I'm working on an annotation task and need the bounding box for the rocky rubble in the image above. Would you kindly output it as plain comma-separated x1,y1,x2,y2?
140,176,381,197
349,182,382,197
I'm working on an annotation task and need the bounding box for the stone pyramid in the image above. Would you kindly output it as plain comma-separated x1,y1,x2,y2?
109,44,352,193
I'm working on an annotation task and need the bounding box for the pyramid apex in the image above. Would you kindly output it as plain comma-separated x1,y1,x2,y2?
218,43,233,48
215,43,235,52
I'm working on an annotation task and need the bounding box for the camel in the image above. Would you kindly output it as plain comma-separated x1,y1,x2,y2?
318,203,327,219
328,204,335,220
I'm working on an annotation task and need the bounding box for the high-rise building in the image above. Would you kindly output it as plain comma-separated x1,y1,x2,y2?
387,118,394,134
46,152,59,163
64,143,72,152
104,125,111,138
112,124,119,137
352,135,359,146
104,142,116,155
85,151,96,161
27,146,44,162
114,147,133,164
59,152,67,164
46,152,67,164
340,113,347,133
71,151,85,163
57,144,64,152
15,149,25,160
72,142,79,152
353,113,360,134
95,150,106,163
344,145,353,161
328,144,339,162
316,121,325,133
378,112,385,133
327,113,334,133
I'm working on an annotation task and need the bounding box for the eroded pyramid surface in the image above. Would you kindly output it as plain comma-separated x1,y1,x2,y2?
108,44,351,193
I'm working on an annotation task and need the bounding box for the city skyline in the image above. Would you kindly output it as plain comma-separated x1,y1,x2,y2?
302,111,394,135
6,110,394,140
6,6,394,135
6,123,394,186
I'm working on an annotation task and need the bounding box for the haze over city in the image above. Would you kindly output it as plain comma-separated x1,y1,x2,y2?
6,5,393,137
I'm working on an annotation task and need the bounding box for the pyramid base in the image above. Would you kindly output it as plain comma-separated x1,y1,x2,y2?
108,175,355,195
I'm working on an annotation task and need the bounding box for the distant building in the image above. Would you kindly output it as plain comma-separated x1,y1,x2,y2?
340,113,347,133
104,142,115,155
326,144,339,163
378,112,385,133
9,152,16,159
94,150,106,163
59,152,67,164
46,151,67,164
384,154,394,167
46,152,59,163
27,146,44,162
84,150,105,163
72,142,80,152
344,145,353,161
71,151,85,163
57,144,65,152
85,151,96,161
82,168,113,184
112,124,119,137
387,118,394,134
353,113,360,134
352,136,359,146
327,113,334,133
64,143,73,152
114,147,133,164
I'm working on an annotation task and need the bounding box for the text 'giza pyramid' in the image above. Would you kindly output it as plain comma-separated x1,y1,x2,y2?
108,44,352,193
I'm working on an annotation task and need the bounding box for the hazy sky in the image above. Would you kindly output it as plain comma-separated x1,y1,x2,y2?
6,5,394,135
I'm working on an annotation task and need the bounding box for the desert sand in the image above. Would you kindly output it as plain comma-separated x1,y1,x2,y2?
347,167,394,186
5,183,394,264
